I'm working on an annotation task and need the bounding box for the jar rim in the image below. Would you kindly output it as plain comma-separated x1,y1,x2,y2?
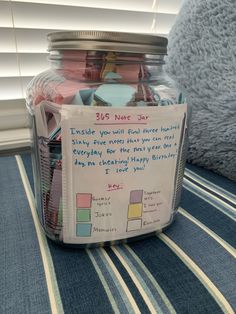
47,30,167,55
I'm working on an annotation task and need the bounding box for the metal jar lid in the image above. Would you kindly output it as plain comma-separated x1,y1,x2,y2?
47,30,167,55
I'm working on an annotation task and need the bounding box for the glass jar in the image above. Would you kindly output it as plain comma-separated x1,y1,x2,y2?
26,31,189,247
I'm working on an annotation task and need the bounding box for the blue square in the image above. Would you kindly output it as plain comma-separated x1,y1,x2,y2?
76,223,92,237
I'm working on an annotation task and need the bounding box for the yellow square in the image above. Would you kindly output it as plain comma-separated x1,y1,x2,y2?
128,203,143,219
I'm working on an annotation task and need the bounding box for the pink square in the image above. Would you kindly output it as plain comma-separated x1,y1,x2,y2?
76,193,92,208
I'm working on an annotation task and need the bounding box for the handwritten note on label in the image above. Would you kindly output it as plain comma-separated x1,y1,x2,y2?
61,105,187,244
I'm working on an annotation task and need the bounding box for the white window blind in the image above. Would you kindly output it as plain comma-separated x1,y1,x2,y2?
0,0,182,152
0,0,182,101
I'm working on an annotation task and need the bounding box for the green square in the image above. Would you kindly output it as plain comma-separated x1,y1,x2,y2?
76,209,91,222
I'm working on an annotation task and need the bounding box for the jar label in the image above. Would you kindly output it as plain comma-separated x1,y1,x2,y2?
58,104,187,244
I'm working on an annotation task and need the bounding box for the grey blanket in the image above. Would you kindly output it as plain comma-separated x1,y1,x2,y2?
165,0,236,181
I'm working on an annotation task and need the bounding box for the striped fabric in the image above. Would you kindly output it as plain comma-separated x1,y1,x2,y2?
1,154,235,314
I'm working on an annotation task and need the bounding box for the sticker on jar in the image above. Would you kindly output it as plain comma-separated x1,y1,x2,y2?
61,104,187,244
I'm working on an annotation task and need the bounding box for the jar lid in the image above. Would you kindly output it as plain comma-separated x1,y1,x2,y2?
47,30,167,55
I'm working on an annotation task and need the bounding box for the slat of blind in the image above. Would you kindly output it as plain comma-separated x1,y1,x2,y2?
11,0,158,12
12,28,62,52
0,77,22,100
0,99,29,131
21,76,34,96
0,53,19,77
0,76,33,100
0,53,48,77
10,0,182,14
0,28,61,53
0,28,16,52
0,128,31,153
158,0,183,14
0,98,26,110
0,1,13,27
19,53,48,76
2,2,176,34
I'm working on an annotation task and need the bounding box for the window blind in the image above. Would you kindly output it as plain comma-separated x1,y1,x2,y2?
0,0,182,152
0,0,182,101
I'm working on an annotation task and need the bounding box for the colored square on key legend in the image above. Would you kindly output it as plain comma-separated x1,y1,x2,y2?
76,209,91,222
76,193,92,208
128,203,143,219
76,223,92,237
130,190,143,204
127,219,142,232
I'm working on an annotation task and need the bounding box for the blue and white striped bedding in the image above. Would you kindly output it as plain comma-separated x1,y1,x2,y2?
0,155,235,314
